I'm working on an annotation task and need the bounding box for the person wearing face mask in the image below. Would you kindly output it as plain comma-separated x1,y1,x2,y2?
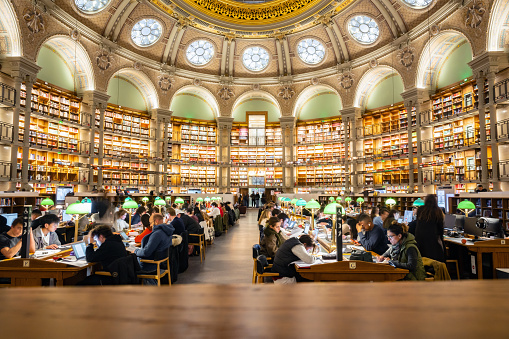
81,225,128,285
376,222,426,281
112,209,129,232
33,214,61,250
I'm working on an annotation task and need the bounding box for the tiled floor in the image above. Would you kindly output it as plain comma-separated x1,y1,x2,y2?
176,209,259,284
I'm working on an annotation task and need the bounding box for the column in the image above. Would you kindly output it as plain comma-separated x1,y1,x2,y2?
21,79,35,189
404,100,415,192
217,117,234,193
87,105,96,188
340,107,361,194
279,117,296,193
476,75,489,187
97,106,106,187
152,108,172,191
488,72,500,191
9,76,22,190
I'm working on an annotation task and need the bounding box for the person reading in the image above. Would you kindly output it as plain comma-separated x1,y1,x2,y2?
355,213,388,256
33,214,61,250
0,218,36,260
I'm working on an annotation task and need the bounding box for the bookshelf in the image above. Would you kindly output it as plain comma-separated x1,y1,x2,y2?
363,132,416,159
170,144,217,164
296,165,347,187
363,105,410,137
180,166,217,187
20,82,81,124
296,118,345,144
171,118,216,144
296,143,345,164
231,123,282,145
230,167,282,187
230,146,283,166
97,105,151,138
431,79,478,121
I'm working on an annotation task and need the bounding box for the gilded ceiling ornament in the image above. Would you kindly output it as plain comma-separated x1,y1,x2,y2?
70,28,80,41
397,45,415,69
311,77,320,85
430,24,440,36
96,48,114,72
23,8,44,35
133,61,142,71
252,83,261,91
218,86,234,101
369,59,378,69
158,73,174,92
278,86,295,100
193,78,202,86
338,71,354,90
465,0,485,33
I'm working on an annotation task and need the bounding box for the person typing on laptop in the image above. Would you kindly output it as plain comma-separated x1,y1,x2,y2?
33,214,61,250
0,218,36,260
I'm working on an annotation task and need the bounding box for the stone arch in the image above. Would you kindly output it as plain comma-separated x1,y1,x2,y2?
106,68,159,110
416,30,474,90
170,85,220,120
36,34,96,92
354,65,405,109
487,0,509,51
0,0,22,56
292,84,343,119
232,90,282,123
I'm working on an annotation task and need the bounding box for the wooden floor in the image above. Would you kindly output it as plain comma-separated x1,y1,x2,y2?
177,209,260,284
1,281,508,338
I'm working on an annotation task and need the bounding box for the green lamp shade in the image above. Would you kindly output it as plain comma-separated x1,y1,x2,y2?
175,197,184,204
291,198,298,205
125,197,133,201
82,197,92,203
413,198,424,207
386,198,397,206
154,199,166,206
211,197,217,201
165,196,171,201
41,198,54,206
296,199,307,207
458,200,476,210
278,197,284,201
284,197,291,202
324,203,339,215
356,197,364,203
65,201,88,215
142,197,149,202
196,197,204,202
305,199,320,209
345,197,352,202
204,197,211,202
336,197,342,202
216,197,222,201
123,200,138,209
329,197,335,202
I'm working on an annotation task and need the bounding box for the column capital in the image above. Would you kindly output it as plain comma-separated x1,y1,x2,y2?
83,90,110,109
279,116,296,129
401,87,429,107
469,51,508,79
152,108,172,121
217,117,234,130
340,107,362,120
2,56,40,84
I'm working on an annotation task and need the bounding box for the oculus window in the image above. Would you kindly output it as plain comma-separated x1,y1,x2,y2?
348,15,380,45
297,39,325,65
186,40,214,66
243,47,270,72
131,19,163,47
75,0,110,13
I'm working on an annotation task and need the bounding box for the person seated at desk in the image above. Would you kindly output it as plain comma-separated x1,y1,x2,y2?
356,213,389,256
260,217,287,258
0,214,9,234
271,209,281,218
30,209,43,229
271,234,316,284
475,184,487,193
179,209,201,235
81,225,128,285
33,214,61,250
187,208,199,223
258,209,271,228
112,209,129,232
373,208,389,230
0,218,36,260
167,208,185,235
316,210,332,229
135,214,153,243
134,213,174,277
343,215,358,240
377,222,426,281
131,206,146,226
208,202,221,219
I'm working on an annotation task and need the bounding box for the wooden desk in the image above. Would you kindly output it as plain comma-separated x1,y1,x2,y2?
445,237,509,279
296,260,408,282
0,281,507,338
0,258,92,286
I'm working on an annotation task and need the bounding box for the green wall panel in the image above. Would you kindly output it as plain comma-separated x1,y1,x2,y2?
170,94,215,120
366,75,404,110
107,77,147,111
437,43,473,89
298,93,342,120
232,99,279,122
36,46,75,91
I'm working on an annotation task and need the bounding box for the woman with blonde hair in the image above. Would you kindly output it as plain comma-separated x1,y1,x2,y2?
112,209,129,232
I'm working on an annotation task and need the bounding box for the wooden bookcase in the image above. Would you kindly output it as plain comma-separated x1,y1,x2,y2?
96,104,150,138
431,79,479,121
362,104,411,137
296,118,345,144
171,118,216,144
231,123,282,145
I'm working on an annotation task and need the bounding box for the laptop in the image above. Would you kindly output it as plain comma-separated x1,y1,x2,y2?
397,218,403,223
71,242,87,260
120,231,130,241
403,210,413,224
287,220,296,229
304,222,310,234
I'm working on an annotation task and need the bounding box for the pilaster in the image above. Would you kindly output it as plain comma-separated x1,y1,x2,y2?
279,116,296,193
217,117,234,193
153,108,172,191
340,107,361,193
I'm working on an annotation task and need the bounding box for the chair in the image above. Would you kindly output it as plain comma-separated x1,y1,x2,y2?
252,244,261,284
189,232,205,263
137,247,171,286
446,259,460,280
254,255,279,284
214,216,223,237
223,213,230,233
94,254,141,285
422,257,451,281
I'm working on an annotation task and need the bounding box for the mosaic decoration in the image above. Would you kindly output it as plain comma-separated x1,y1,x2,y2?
465,0,485,33
278,86,295,100
218,86,234,100
23,8,44,35
96,48,114,71
398,45,415,69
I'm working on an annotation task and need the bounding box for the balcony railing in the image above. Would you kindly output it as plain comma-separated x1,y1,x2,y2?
0,83,15,107
0,122,13,143
494,78,509,103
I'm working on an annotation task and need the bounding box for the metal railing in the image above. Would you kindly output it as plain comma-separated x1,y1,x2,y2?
0,161,11,180
0,122,13,143
0,83,15,107
494,78,509,103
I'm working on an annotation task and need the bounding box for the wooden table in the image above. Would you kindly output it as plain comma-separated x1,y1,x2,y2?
296,260,408,282
0,281,507,338
445,237,509,279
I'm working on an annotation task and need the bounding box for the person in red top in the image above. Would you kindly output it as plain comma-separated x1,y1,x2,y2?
135,213,152,243
219,203,224,217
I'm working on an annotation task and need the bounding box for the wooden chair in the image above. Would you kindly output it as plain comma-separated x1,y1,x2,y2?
222,213,229,234
137,248,171,286
189,233,205,263
446,259,460,280
254,255,279,284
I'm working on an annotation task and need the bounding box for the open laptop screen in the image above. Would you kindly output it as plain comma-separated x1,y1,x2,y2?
71,242,87,260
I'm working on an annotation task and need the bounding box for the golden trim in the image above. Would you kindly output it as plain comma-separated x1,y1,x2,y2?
151,0,356,28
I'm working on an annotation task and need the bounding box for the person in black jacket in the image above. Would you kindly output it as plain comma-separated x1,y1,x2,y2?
81,225,128,285
414,194,445,262
30,209,43,229
179,213,201,235
356,213,388,255
0,215,9,234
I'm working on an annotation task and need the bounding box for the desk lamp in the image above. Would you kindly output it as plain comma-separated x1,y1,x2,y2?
165,196,171,203
458,200,476,216
305,199,320,230
122,197,139,230
154,197,166,213
345,197,352,210
296,199,307,219
283,197,292,214
386,198,397,209
175,197,184,210
142,196,149,206
196,197,203,207
290,198,298,219
65,200,89,243
204,197,211,208
413,198,424,207
40,198,54,209
356,197,364,211
216,196,222,202
324,202,343,257
329,197,335,203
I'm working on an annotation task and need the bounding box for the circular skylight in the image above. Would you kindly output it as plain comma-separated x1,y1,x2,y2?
243,46,270,72
186,40,215,66
297,38,326,64
74,0,110,13
402,0,433,9
348,15,380,45
131,19,163,47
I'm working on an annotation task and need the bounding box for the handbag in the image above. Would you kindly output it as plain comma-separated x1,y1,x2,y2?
349,250,373,262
